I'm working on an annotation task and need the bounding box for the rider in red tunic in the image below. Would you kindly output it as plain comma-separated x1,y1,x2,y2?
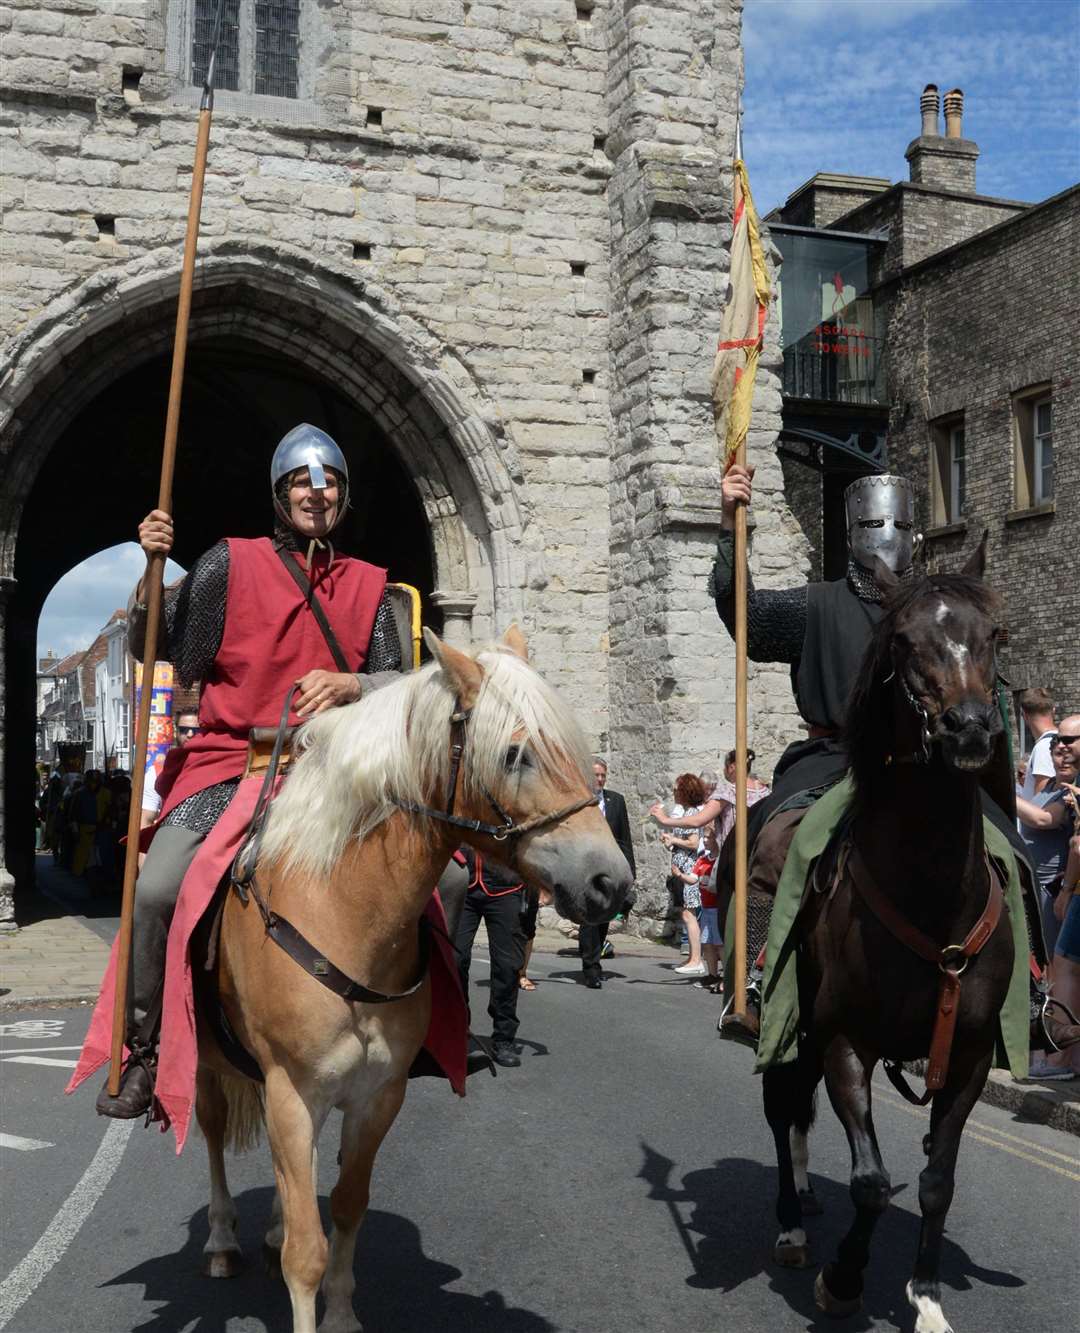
97,424,402,1118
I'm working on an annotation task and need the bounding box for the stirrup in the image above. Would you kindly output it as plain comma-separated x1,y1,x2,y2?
1041,995,1080,1052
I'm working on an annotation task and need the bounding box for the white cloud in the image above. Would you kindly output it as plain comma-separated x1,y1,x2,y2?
748,0,967,30
37,544,187,661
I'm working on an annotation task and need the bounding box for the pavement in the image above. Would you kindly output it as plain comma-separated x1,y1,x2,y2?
3,853,1079,1137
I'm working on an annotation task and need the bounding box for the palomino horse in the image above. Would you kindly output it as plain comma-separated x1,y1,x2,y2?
763,545,1016,1333
194,627,632,1333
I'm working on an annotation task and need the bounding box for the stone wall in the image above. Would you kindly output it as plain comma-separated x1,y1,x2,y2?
0,1,805,926
885,185,1080,721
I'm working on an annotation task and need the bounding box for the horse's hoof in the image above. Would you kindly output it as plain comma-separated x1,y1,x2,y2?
798,1187,824,1216
202,1249,243,1279
262,1243,282,1278
775,1242,810,1268
814,1270,861,1318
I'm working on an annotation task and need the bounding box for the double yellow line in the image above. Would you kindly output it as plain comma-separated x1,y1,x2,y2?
876,1089,1080,1183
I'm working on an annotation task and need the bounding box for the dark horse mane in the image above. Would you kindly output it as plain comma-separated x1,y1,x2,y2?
844,572,1001,811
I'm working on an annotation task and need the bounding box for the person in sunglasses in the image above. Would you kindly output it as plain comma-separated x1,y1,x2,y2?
1017,718,1080,954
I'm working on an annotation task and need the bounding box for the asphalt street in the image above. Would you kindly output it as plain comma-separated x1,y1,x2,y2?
1,949,1077,1333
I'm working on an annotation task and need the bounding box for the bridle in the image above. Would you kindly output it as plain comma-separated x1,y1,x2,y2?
883,655,1000,768
393,700,598,861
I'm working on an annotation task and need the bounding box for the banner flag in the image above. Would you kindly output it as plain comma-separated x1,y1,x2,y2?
711,159,771,465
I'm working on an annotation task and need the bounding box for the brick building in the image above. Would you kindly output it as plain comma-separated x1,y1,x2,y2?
767,85,1078,747
0,1,810,930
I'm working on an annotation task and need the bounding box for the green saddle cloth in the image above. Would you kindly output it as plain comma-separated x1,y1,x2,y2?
725,775,1029,1080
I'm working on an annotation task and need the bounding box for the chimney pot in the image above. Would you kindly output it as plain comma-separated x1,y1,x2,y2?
920,83,940,137
943,88,964,139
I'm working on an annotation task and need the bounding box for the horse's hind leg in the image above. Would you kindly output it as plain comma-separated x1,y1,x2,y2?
196,1068,243,1278
321,1078,408,1333
764,1063,810,1267
793,1078,823,1216
816,1038,889,1317
906,1046,993,1333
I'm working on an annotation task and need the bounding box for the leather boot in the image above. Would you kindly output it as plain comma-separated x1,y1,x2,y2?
95,1047,156,1119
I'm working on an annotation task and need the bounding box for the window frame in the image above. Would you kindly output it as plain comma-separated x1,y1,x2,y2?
928,412,965,529
1012,383,1054,512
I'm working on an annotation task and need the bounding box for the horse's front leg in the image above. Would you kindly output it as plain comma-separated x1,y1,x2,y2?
195,1069,242,1278
321,1077,409,1333
266,1070,329,1333
906,1044,994,1333
816,1037,890,1317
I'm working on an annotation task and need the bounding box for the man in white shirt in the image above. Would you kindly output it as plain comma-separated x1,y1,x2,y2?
1019,687,1057,800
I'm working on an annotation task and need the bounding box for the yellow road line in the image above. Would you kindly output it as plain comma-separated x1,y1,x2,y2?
875,1091,1080,1182
965,1116,1080,1166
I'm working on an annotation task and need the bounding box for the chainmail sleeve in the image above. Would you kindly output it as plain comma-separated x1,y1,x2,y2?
362,592,403,675
125,541,229,687
708,529,808,665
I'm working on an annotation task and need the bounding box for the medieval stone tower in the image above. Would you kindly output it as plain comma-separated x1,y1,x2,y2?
0,1,806,928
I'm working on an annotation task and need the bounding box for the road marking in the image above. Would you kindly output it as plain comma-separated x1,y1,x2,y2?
2,1056,78,1069
0,1118,132,1330
875,1090,1080,1182
0,1020,65,1040
0,1046,83,1055
0,1134,54,1152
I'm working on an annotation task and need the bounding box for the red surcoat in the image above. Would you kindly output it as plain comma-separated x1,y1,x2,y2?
157,537,386,819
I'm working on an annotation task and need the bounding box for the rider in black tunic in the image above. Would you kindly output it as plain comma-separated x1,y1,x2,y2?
710,464,1079,1052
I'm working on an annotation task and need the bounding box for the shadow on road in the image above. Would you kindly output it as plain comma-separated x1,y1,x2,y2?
104,1186,553,1333
638,1142,1023,1330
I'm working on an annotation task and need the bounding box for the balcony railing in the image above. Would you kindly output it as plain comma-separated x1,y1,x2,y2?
782,334,885,406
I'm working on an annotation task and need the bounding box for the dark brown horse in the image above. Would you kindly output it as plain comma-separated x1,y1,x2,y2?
763,544,1016,1333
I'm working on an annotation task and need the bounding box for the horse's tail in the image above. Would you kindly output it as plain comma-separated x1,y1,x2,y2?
217,1073,265,1154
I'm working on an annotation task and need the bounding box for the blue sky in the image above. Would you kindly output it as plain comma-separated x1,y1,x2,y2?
743,0,1080,215
38,544,186,663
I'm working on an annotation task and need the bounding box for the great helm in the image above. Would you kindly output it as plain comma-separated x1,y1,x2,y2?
843,474,918,574
270,423,348,531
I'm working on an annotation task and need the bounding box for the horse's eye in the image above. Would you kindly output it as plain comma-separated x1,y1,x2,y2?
505,745,522,770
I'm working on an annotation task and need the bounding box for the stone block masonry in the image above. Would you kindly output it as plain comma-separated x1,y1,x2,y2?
0,1,809,931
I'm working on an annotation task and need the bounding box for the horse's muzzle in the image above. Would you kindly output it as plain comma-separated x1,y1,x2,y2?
937,701,998,772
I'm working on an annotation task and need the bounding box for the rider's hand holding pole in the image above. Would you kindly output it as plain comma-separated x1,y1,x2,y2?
720,464,754,531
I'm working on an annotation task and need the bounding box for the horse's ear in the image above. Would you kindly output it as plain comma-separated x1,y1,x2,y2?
501,623,529,662
869,555,901,592
423,628,485,705
961,528,989,579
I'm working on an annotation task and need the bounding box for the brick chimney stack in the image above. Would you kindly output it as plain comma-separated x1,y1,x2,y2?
906,82,978,193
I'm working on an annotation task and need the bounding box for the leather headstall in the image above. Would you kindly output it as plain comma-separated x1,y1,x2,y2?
844,841,1005,1104
393,697,599,863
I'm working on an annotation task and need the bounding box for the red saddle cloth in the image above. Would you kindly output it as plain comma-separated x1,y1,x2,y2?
67,778,468,1152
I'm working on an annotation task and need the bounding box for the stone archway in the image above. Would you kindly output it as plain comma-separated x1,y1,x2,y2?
0,244,528,909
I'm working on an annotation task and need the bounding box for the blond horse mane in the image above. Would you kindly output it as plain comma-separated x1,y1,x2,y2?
259,642,594,879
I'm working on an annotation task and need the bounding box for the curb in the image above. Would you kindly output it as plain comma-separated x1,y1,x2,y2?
0,991,98,1010
905,1059,1080,1138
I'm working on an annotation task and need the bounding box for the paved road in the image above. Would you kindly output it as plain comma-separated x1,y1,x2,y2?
1,949,1077,1333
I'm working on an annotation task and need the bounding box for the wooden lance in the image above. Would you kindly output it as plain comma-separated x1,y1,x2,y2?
107,37,221,1096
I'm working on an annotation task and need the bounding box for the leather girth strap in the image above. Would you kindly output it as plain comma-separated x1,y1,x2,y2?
845,842,1005,1103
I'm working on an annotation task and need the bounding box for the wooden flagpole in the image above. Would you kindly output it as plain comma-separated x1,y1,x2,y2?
731,115,749,1018
106,48,220,1096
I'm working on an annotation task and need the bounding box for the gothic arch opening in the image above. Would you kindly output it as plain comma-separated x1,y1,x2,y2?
3,264,516,898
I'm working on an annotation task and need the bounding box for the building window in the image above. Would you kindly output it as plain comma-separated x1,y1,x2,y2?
930,415,965,527
1013,386,1053,509
189,0,300,99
